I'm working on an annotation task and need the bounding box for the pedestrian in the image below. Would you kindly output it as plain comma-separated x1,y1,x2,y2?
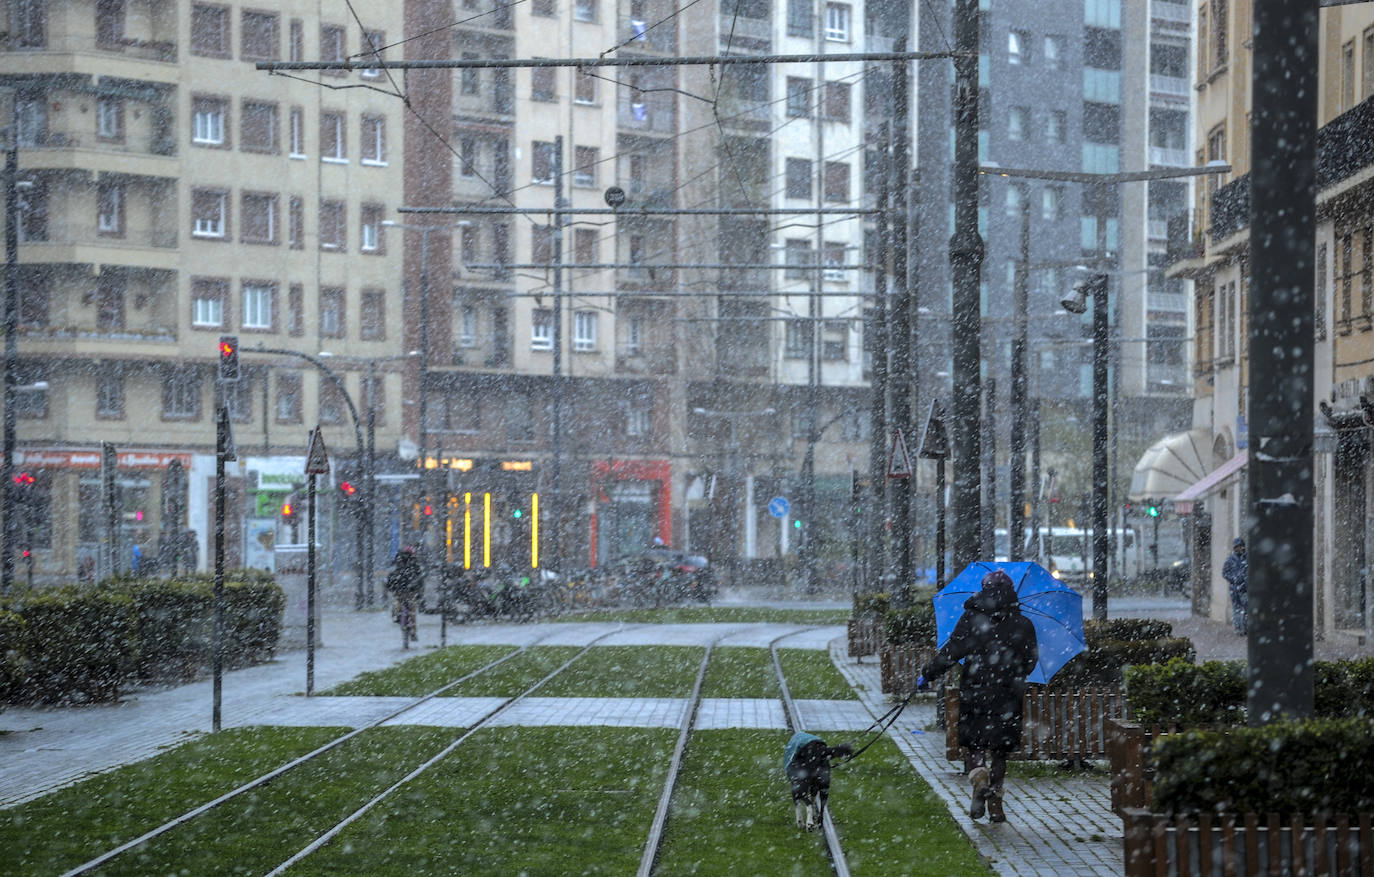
916,569,1038,823
1223,537,1247,635
386,546,424,641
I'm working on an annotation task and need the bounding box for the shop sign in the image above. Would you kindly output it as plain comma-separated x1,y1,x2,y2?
16,448,192,469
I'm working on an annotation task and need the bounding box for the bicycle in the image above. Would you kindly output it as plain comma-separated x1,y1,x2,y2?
396,594,417,648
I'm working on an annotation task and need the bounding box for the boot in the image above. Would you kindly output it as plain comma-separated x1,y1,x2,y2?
986,793,1006,823
968,767,990,819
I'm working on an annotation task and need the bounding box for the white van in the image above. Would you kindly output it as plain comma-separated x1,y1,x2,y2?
995,527,1142,582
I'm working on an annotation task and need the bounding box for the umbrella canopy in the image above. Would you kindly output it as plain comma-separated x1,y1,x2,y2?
934,561,1086,684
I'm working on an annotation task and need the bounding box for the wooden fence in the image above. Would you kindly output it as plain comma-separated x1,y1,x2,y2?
880,643,937,693
943,686,1130,761
847,617,883,660
1122,809,1374,876
1107,719,1170,815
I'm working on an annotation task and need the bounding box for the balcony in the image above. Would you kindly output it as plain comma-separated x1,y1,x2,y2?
1149,145,1190,168
19,222,178,270
1209,175,1250,241
1148,74,1189,98
1147,218,1168,241
1151,1,1191,24
1165,212,1205,266
615,346,676,375
719,13,771,46
0,33,178,81
618,96,675,134
620,18,675,53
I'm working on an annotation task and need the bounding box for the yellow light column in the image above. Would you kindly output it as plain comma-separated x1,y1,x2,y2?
531,492,539,569
483,492,491,567
463,492,472,569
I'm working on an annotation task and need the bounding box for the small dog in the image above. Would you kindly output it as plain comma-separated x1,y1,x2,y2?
783,732,854,831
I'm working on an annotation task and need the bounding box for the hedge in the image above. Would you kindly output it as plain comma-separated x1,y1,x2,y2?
1150,717,1374,815
883,590,938,646
1083,618,1174,643
1125,658,1247,727
114,579,212,682
7,588,139,703
0,610,26,703
852,592,890,617
1313,657,1374,719
1052,636,1195,688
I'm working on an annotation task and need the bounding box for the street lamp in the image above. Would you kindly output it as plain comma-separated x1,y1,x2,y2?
980,162,1231,620
318,349,419,607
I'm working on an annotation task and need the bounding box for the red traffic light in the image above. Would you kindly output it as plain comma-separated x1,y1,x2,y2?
281,501,294,517
340,481,357,496
219,339,235,357
12,472,35,485
422,504,433,516
218,335,240,381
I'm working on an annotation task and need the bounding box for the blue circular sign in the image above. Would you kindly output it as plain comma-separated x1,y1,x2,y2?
768,496,790,518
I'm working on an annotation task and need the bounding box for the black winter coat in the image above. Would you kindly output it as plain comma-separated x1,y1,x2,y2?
921,582,1039,752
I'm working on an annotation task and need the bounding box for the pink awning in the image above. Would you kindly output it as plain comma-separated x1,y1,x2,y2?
1172,450,1248,515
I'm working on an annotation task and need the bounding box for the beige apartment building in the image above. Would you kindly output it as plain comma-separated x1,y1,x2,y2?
2,0,408,582
1167,0,1374,639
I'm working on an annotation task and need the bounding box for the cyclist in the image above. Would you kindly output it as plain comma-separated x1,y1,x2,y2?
386,546,424,645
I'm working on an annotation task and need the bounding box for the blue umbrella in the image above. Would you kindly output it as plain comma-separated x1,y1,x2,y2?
933,561,1086,684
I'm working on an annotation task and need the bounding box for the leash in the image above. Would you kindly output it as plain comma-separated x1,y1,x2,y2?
838,685,923,764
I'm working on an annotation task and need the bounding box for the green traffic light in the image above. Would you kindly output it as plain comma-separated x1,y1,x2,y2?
793,519,802,529
512,508,523,518
1147,506,1160,517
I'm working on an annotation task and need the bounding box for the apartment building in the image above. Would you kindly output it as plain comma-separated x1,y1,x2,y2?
1166,0,1374,639
399,0,886,580
2,0,407,580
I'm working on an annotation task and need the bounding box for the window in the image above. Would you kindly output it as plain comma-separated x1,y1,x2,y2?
96,97,123,141
823,160,849,202
574,0,596,22
192,96,226,145
823,81,850,122
532,224,554,264
1342,41,1356,111
1008,29,1026,64
97,180,124,235
629,234,645,266
362,371,385,426
573,310,597,351
320,200,345,250
787,0,812,37
1365,27,1374,100
461,53,480,96
13,0,46,47
320,24,346,75
785,239,814,279
533,0,555,15
360,29,385,77
241,10,278,60
287,283,304,336
1008,106,1025,141
1047,110,1065,143
240,192,277,244
318,380,345,425
190,4,229,57
506,391,534,442
1210,0,1226,70
460,224,478,265
97,373,124,419
1005,182,1025,217
531,67,556,101
163,370,201,420
531,308,553,350
823,240,845,270
276,373,302,423
784,319,812,358
97,1,123,48
192,277,226,327
1044,35,1062,69
288,196,303,249
242,282,274,330
532,140,556,183
785,158,812,199
320,112,345,162
289,18,303,62
289,107,305,157
240,101,277,153
494,223,511,276
1316,243,1328,341
320,287,345,337
573,145,598,187
625,315,644,353
574,228,597,263
625,403,649,437
822,320,848,361
824,3,850,41
360,204,383,252
786,77,811,117
192,189,227,238
575,69,597,103
96,275,125,330
1042,186,1061,221
459,304,478,346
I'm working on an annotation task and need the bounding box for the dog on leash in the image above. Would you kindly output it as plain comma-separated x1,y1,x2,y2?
783,731,854,831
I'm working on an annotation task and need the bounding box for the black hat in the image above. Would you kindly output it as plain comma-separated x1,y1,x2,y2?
1233,537,1245,548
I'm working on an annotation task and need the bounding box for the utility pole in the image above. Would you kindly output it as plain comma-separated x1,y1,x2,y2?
867,122,891,588
550,135,564,576
1009,198,1030,561
889,40,914,605
950,0,984,573
1248,0,1317,722
2,113,18,594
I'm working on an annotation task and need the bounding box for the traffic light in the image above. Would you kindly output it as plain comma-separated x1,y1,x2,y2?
218,335,240,382
12,471,35,486
1146,504,1160,518
512,507,523,519
281,499,294,518
339,481,357,498
793,518,802,529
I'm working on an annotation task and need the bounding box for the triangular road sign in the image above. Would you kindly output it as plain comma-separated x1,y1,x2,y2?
305,427,331,474
887,428,913,479
918,400,950,460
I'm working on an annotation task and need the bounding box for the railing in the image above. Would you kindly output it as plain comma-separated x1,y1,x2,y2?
1,33,177,62
880,642,938,693
615,348,675,375
944,686,1131,761
1122,809,1374,877
618,98,675,134
20,224,177,249
1147,219,1168,241
1149,74,1189,97
19,129,176,157
1151,0,1190,23
1149,146,1190,167
718,13,771,43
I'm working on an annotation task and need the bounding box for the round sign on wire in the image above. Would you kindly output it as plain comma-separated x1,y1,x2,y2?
768,496,790,518
604,186,626,208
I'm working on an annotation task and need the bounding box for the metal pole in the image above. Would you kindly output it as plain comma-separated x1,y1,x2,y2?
1091,187,1110,621
982,378,996,557
2,132,16,594
867,122,891,588
889,41,913,605
551,135,563,575
936,460,947,589
1009,198,1030,561
213,405,226,732
1248,0,1316,722
950,0,984,573
307,462,316,696
417,229,431,551
365,363,377,607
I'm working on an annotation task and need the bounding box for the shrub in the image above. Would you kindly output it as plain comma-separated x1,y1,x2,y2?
884,602,937,646
1084,618,1174,644
1150,717,1374,815
1314,657,1374,719
1124,658,1245,726
223,578,284,667
852,592,890,617
114,580,212,682
0,610,26,703
1054,637,1195,688
10,588,139,703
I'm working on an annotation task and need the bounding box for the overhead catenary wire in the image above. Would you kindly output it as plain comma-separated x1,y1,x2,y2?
255,50,962,73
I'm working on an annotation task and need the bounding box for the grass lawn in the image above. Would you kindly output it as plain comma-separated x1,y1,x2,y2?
322,645,518,696
537,646,705,697
560,606,850,624
655,729,990,876
289,726,675,876
699,648,855,700
0,726,344,876
777,648,859,700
